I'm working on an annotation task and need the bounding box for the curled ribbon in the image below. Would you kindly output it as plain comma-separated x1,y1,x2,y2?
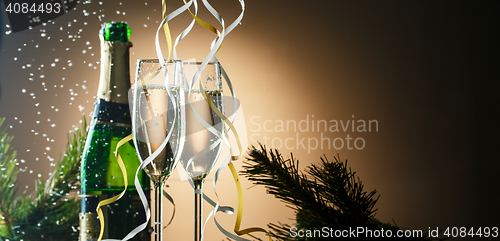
158,0,273,240
96,134,132,241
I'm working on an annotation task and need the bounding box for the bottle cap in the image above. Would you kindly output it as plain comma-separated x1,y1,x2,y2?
101,22,131,42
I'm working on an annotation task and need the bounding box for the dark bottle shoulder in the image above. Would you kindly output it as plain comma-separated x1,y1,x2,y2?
91,98,131,125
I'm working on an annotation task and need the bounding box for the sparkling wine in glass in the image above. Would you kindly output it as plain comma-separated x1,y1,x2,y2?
176,61,224,241
132,59,185,241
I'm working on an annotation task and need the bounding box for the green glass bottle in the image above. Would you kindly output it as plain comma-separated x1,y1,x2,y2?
79,22,151,241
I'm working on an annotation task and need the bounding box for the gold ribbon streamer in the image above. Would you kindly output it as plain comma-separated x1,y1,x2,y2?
199,81,242,160
183,0,220,36
229,162,272,241
97,134,133,241
196,23,273,241
162,0,173,61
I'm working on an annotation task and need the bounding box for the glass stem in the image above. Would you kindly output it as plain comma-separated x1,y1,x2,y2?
194,179,203,241
154,182,163,241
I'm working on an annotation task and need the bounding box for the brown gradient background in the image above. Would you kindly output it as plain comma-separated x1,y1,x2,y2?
0,0,499,240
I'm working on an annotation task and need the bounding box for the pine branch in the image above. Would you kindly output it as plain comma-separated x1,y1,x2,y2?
0,117,31,239
243,144,328,216
242,144,441,241
21,117,87,240
305,155,379,227
242,144,336,239
0,117,87,241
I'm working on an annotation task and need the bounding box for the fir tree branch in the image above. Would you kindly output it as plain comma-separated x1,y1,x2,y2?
242,144,336,239
21,117,86,240
306,155,379,227
0,117,30,239
0,116,87,241
242,144,443,241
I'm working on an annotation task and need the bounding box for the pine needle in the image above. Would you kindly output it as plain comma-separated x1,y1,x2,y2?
0,116,87,241
242,143,441,241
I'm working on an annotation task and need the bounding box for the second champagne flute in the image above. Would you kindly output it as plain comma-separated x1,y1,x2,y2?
176,61,224,241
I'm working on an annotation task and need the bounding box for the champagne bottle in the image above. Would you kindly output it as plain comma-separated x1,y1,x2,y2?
79,22,151,241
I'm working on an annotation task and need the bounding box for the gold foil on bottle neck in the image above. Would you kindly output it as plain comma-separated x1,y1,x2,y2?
97,34,132,104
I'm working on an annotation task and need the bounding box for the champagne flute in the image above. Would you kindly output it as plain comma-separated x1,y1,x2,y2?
176,61,224,241
132,59,185,241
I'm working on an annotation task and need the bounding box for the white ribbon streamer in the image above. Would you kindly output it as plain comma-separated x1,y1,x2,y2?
151,1,246,240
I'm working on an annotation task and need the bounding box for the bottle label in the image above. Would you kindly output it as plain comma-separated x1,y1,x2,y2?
107,136,141,187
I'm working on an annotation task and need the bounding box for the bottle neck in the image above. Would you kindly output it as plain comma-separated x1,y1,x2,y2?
97,34,132,104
